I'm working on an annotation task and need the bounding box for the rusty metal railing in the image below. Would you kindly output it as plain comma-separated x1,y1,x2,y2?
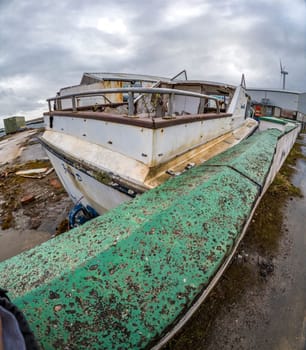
47,87,220,116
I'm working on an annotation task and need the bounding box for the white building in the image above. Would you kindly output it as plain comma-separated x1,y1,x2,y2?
247,88,306,123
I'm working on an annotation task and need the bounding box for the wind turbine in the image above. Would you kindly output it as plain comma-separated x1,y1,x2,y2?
280,60,288,90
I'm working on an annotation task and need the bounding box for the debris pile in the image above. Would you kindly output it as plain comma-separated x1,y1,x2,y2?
0,130,72,240
0,160,70,233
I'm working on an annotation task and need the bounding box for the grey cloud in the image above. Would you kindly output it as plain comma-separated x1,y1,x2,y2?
0,0,305,126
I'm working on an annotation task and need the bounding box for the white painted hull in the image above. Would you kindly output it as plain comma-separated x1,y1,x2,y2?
45,149,132,214
260,120,301,193
42,118,258,215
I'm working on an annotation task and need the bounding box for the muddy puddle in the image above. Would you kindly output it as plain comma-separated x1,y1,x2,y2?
0,130,73,262
166,135,306,350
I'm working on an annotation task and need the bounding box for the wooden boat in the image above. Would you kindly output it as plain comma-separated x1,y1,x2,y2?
40,72,258,221
0,116,301,349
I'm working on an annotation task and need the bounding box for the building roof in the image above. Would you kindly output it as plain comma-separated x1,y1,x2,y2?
247,87,301,95
81,72,170,84
81,73,236,90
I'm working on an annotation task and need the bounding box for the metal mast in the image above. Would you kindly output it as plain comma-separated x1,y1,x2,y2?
280,60,288,90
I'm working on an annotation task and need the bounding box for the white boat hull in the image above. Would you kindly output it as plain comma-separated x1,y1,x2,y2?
42,118,258,215
45,149,133,214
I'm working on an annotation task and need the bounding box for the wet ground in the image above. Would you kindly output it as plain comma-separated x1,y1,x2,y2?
0,129,73,261
166,135,306,350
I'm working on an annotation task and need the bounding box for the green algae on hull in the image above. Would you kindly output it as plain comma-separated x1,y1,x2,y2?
0,122,301,349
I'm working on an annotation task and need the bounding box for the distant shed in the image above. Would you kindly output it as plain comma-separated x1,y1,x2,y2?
247,88,306,130
247,87,306,120
3,116,26,134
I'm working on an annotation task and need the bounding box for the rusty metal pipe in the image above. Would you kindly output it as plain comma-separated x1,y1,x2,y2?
47,87,220,105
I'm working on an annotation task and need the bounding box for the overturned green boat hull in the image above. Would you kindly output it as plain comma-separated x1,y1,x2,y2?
0,118,300,349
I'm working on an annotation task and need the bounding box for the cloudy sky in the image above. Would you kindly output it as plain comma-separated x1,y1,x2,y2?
0,0,306,127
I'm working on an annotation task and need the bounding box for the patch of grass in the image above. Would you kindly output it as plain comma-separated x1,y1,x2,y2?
1,212,13,230
269,172,302,198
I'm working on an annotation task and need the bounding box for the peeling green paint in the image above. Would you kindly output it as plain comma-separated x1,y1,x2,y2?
0,124,300,349
205,129,282,186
